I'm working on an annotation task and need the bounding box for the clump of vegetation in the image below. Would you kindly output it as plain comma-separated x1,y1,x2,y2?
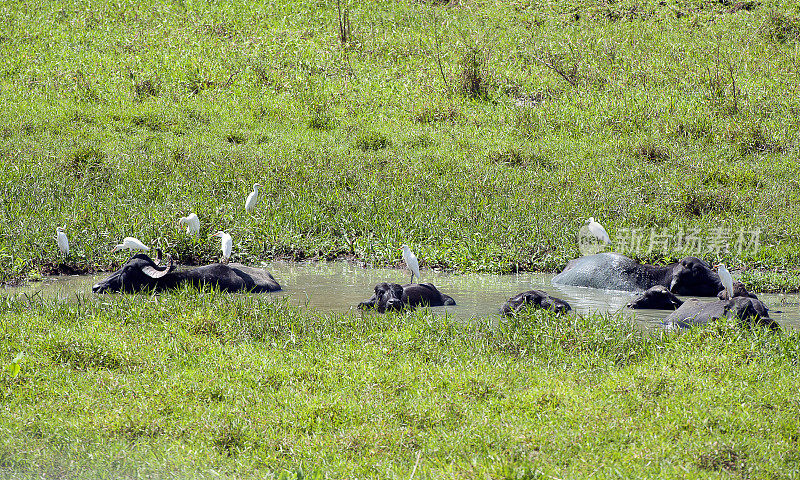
412,101,462,124
729,123,783,155
354,130,390,151
634,140,670,163
45,339,124,370
308,101,335,130
459,46,490,99
760,12,800,43
213,421,249,456
226,131,248,144
64,146,106,178
183,66,215,96
698,444,744,472
130,113,164,132
73,70,102,102
676,189,732,217
487,148,554,170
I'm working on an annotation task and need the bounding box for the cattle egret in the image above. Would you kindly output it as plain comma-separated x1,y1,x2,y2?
212,231,233,263
245,183,262,213
178,213,201,235
716,263,734,300
401,244,420,284
586,217,611,244
112,237,149,252
56,226,69,257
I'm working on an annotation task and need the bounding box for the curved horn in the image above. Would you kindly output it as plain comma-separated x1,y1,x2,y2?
142,254,174,279
153,248,164,266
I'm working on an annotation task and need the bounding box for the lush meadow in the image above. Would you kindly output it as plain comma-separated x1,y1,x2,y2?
1,0,800,286
2,293,799,478
3,0,800,477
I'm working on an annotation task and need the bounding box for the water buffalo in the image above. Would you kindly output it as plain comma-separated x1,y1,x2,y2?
552,253,724,296
626,286,684,310
664,297,779,330
717,281,758,301
501,290,572,316
357,282,455,313
92,253,281,293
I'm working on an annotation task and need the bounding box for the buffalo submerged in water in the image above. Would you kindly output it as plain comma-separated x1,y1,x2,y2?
92,253,281,293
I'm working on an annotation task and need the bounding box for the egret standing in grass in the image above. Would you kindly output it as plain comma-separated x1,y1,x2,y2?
211,231,232,263
401,244,420,284
586,217,611,245
111,237,149,252
245,183,262,214
56,226,69,258
178,213,201,235
716,263,734,300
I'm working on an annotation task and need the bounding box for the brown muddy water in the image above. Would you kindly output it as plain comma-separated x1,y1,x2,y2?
4,261,800,330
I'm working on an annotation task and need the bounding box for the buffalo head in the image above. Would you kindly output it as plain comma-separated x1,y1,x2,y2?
358,282,406,312
627,285,683,310
669,257,724,296
92,253,175,293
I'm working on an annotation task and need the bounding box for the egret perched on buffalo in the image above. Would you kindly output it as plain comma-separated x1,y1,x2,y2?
401,244,420,284
112,237,149,252
56,226,69,258
178,213,200,235
716,263,734,300
212,231,233,263
245,183,262,214
586,217,611,245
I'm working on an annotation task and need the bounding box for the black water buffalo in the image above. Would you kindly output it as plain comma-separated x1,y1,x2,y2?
664,297,779,330
552,253,724,296
501,290,572,316
626,286,684,310
717,281,758,301
92,253,281,293
357,282,455,312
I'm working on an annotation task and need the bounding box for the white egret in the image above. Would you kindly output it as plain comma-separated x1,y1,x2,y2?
211,231,233,263
401,244,420,284
111,237,149,252
178,213,201,235
56,226,69,257
245,183,263,214
716,263,734,300
586,217,611,244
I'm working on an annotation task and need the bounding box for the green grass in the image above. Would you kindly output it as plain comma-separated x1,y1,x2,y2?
1,0,800,289
1,293,799,478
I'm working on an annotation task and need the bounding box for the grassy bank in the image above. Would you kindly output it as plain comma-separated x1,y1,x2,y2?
1,0,800,288
1,293,799,478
